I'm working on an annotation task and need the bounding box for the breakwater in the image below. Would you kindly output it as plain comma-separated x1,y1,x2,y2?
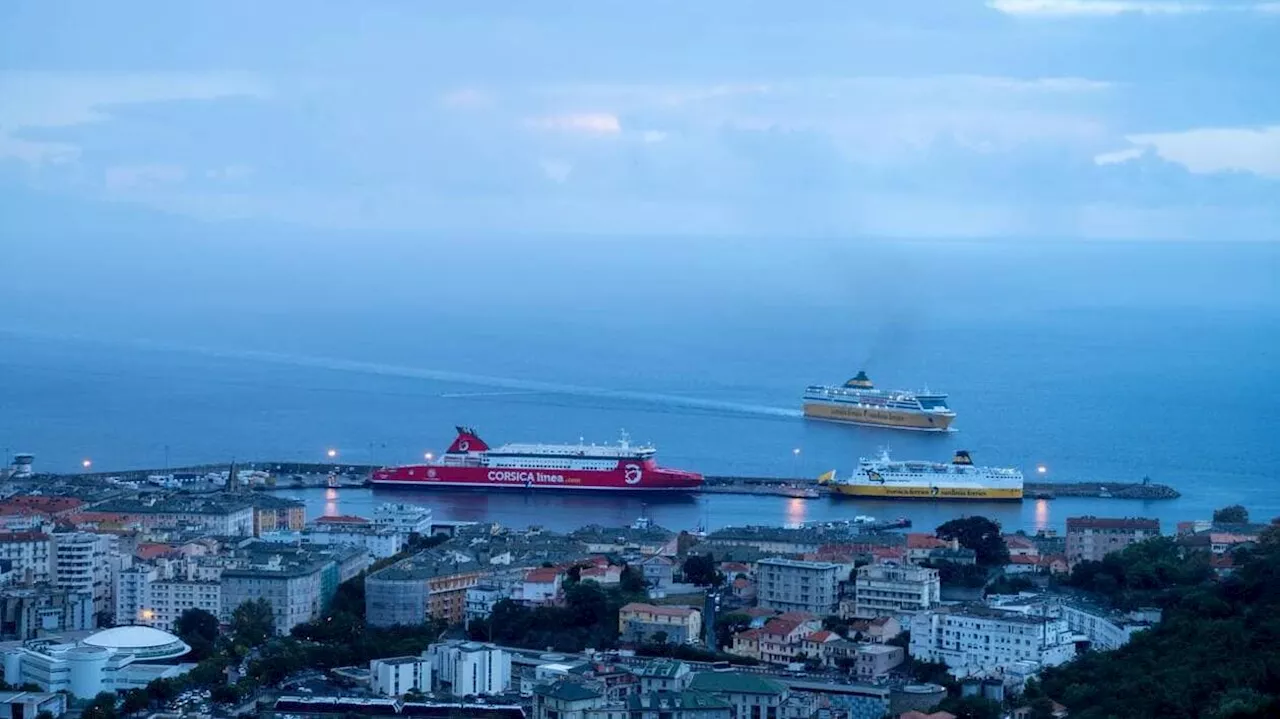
62,461,1179,500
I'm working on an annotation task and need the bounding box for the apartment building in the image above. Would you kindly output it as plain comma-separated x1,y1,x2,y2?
428,640,511,696
365,553,484,627
853,564,940,619
1065,516,1160,567
115,560,222,631
618,603,702,644
909,607,1076,678
369,655,432,696
221,543,369,634
0,532,52,584
755,558,841,616
53,532,117,616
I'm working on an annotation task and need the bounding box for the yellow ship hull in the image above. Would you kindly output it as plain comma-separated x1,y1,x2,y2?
829,484,1023,500
803,402,955,431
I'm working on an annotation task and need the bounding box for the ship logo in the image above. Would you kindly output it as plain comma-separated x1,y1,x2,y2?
868,470,885,484
458,440,470,452
624,464,643,484
930,485,940,497
427,468,437,479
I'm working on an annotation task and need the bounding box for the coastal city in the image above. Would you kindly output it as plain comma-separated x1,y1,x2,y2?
0,453,1272,719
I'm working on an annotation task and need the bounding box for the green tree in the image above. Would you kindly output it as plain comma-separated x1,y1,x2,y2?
1213,505,1249,524
715,612,751,649
174,607,220,660
565,580,608,627
650,630,669,645
821,615,851,638
35,712,55,719
230,598,275,647
933,695,1002,719
122,689,150,716
82,692,119,719
681,553,720,586
937,516,1010,566
146,678,179,704
620,565,647,595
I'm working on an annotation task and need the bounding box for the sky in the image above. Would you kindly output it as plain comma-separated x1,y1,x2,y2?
1,1,1279,240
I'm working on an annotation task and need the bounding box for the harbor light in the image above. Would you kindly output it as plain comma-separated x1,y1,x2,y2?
793,448,801,456
326,449,338,459
1037,464,1047,474
81,459,92,469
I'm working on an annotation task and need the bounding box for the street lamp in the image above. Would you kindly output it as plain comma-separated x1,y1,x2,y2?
1036,464,1047,475
82,459,92,470
791,448,801,478
326,448,338,460
424,452,434,462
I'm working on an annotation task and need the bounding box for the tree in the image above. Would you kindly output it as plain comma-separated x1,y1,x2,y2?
937,516,1010,566
651,630,669,645
230,598,275,648
822,615,851,638
565,580,608,627
682,553,720,586
174,607,220,660
933,695,1002,719
122,689,150,716
82,692,119,719
715,612,751,650
620,565,647,595
1023,697,1057,719
35,712,54,719
1213,505,1249,524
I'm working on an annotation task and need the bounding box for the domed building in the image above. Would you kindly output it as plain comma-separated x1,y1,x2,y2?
2,626,196,698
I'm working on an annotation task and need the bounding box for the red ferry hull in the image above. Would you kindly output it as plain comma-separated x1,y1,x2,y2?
370,463,703,492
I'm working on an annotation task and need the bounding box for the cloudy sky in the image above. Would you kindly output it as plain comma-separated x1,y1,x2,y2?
2,0,1278,240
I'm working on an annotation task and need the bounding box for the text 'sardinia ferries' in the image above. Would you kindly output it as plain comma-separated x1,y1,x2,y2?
370,427,704,492
803,371,955,432
820,450,1023,500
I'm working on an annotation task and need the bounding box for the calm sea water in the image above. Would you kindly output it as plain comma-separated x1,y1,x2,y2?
2,237,1277,532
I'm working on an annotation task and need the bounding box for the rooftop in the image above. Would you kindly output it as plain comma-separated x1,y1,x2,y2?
688,672,787,696
627,691,730,711
534,680,602,702
1066,516,1160,532
369,551,482,581
636,659,688,678
757,557,842,570
621,602,697,618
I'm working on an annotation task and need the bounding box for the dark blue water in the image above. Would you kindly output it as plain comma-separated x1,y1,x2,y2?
2,238,1277,532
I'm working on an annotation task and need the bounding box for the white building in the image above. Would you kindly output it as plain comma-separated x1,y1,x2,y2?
302,526,405,559
115,560,222,631
987,593,1159,652
465,584,507,625
1,626,194,698
370,655,432,696
428,641,511,696
53,533,117,617
909,607,1076,678
374,503,434,536
854,563,940,619
755,558,842,615
0,532,52,584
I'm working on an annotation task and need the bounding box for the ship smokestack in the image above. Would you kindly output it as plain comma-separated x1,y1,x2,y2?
843,371,874,390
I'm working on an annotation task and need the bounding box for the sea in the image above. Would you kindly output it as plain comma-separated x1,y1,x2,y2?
2,236,1277,534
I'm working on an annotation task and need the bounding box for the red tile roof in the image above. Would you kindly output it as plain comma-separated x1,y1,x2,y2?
805,630,837,643
135,543,176,560
761,619,803,638
525,568,562,583
315,514,370,524
621,602,696,618
1004,534,1038,550
907,533,950,549
0,531,49,542
1009,554,1039,565
0,496,84,515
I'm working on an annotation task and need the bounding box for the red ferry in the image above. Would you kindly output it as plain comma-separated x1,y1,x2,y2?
370,427,704,492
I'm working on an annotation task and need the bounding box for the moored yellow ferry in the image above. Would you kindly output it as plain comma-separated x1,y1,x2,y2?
803,371,955,432
820,450,1024,500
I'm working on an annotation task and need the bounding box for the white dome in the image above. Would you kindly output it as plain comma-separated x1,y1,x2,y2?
83,626,190,660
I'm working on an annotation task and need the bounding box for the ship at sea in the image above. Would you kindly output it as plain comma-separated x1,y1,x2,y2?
803,371,955,431
370,427,704,492
820,450,1023,500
